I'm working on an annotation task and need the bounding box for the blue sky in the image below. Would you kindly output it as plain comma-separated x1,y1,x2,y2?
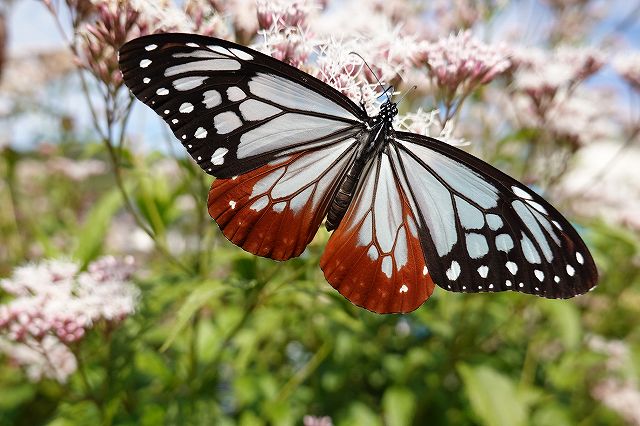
3,0,640,150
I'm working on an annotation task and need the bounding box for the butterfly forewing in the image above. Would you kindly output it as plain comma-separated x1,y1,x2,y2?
118,33,366,178
320,150,436,314
209,138,359,260
391,132,598,298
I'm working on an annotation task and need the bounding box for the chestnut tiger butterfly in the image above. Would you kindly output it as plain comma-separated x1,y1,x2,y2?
118,33,598,314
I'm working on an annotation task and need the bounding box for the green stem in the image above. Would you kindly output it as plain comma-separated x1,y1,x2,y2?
276,341,332,402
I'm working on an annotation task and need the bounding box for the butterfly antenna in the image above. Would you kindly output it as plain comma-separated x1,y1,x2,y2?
349,52,389,102
395,85,417,106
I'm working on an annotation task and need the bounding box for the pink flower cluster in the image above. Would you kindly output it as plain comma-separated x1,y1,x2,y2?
419,30,511,95
255,0,323,69
0,256,138,344
588,335,640,425
79,1,151,89
512,45,604,104
0,256,138,382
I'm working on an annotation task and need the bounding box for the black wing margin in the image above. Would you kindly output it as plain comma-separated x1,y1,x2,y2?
118,33,366,178
389,132,598,299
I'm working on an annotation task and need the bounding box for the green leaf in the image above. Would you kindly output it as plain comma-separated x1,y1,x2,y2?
458,364,528,426
160,281,224,351
382,386,416,426
341,402,381,426
538,300,581,348
73,187,123,268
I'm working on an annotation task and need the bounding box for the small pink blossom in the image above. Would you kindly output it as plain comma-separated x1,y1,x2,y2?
613,52,640,91
512,45,604,103
592,379,640,425
48,157,107,181
256,0,322,30
303,415,333,426
257,26,315,69
183,0,231,39
0,335,78,383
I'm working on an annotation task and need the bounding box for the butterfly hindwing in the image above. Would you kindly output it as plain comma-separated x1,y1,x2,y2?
118,33,366,178
391,132,598,298
320,149,436,314
209,138,358,260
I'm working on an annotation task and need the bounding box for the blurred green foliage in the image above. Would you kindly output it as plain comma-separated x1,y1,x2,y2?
0,135,638,426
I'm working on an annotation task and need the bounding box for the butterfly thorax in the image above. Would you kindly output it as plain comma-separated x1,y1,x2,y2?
325,101,398,231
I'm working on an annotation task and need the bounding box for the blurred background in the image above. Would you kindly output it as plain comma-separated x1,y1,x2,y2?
0,0,639,425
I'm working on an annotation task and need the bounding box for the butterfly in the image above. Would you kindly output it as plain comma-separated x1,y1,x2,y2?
118,33,598,314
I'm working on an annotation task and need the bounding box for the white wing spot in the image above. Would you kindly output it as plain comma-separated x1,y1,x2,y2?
164,59,240,76
230,48,253,60
478,285,483,290
462,286,466,290
423,265,428,276
486,214,503,231
566,264,575,276
171,119,178,124
478,265,489,278
210,147,229,165
489,284,494,289
534,270,544,281
145,44,157,51
164,109,170,114
181,135,186,140
512,186,533,200
466,233,489,259
506,261,518,275
156,88,169,95
143,77,151,84
250,196,268,212
381,256,393,278
194,127,207,139
214,111,242,134
526,200,548,214
173,76,208,91
227,86,246,102
239,99,282,121
229,200,236,209
519,282,524,288
576,252,584,265
202,90,222,108
179,102,194,113
506,280,513,287
446,261,461,281
496,234,514,253
554,275,560,283
187,144,192,148
209,45,231,55
186,42,199,48
399,284,408,294
367,246,379,261
140,59,152,68
552,220,562,230
197,156,201,160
